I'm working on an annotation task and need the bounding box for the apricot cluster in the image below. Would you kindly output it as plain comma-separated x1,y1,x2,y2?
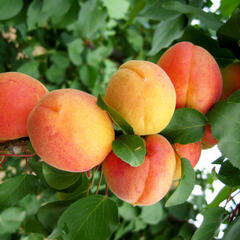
0,41,228,206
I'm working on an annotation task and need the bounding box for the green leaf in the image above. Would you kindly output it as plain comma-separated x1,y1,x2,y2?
27,0,48,30
79,65,99,89
102,0,130,20
0,0,23,20
118,203,138,221
140,202,166,225
162,108,207,144
42,163,81,190
219,0,240,17
97,94,134,135
24,216,47,235
67,39,84,66
140,0,180,21
22,233,45,240
112,135,146,167
42,0,71,18
217,8,240,59
0,207,26,234
165,158,195,207
223,217,240,240
149,15,185,56
57,174,89,201
179,26,234,68
207,186,238,209
217,160,240,187
46,65,66,85
0,174,38,209
178,223,194,240
76,0,107,39
208,91,240,169
19,194,40,216
57,195,119,240
17,61,40,79
37,201,69,232
162,1,222,31
191,207,225,240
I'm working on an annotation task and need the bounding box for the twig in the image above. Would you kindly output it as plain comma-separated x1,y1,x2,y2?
96,166,103,195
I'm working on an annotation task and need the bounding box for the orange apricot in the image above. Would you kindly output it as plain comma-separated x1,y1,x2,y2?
0,72,48,141
103,134,176,206
158,41,222,114
27,89,114,172
104,60,176,135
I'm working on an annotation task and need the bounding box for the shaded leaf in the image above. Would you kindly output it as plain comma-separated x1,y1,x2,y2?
217,160,240,187
42,163,81,190
37,201,69,232
163,1,222,31
165,158,195,207
140,0,180,21
217,8,240,59
17,61,40,79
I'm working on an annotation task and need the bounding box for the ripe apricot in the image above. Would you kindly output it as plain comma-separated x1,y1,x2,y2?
172,142,202,186
158,41,222,114
104,60,176,135
103,134,176,206
27,89,114,172
0,72,48,141
202,63,240,148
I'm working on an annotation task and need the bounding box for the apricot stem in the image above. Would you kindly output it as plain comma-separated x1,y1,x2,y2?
87,170,91,178
105,184,108,196
96,166,103,195
86,166,98,196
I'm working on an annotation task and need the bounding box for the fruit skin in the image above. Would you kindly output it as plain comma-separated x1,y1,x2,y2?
158,41,222,114
220,62,240,100
103,134,176,206
172,142,202,186
201,63,240,148
104,60,176,135
201,124,218,149
0,72,48,141
27,89,114,172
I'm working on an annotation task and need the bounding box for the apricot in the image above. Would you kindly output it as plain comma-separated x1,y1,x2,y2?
158,41,222,114
201,124,218,149
103,134,176,206
220,62,240,100
104,60,176,135
172,142,202,186
0,72,48,141
201,62,240,148
27,89,114,172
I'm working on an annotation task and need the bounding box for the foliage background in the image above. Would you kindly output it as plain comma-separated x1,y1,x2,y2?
0,0,240,239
